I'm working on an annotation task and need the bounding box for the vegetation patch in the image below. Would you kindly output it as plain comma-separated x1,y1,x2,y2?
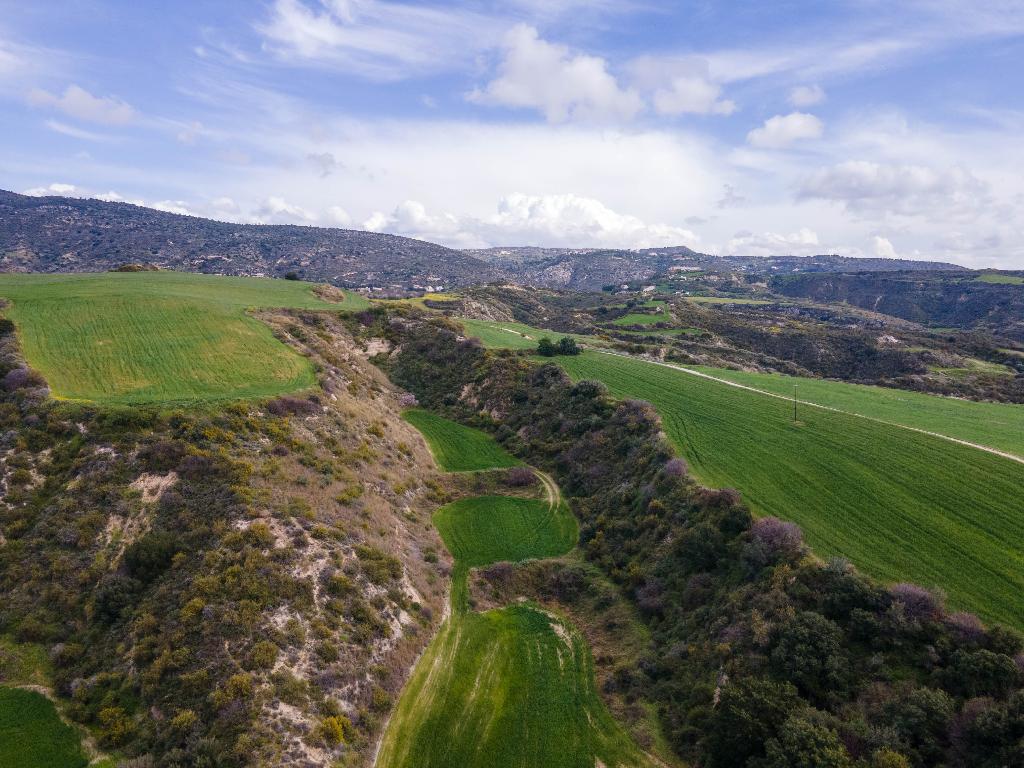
0,687,88,768
976,272,1024,285
403,409,522,471
555,351,1024,627
0,272,362,404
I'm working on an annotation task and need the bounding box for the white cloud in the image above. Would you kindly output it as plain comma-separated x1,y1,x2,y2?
257,0,503,80
798,160,989,218
327,205,353,226
151,200,196,216
364,192,699,250
653,75,736,116
468,25,643,123
176,121,204,144
789,84,825,107
872,235,897,258
28,84,135,125
747,112,823,148
629,56,735,116
254,196,317,224
43,119,114,142
727,227,822,256
23,182,77,196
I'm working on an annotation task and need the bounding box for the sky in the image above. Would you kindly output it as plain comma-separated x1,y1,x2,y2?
1,1,1023,267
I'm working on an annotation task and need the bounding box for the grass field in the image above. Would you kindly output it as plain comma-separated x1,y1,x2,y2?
434,496,577,568
976,273,1024,285
690,366,1024,458
0,687,88,768
0,272,367,405
553,351,1024,628
402,409,522,471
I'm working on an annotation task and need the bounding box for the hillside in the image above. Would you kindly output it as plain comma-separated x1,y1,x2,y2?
772,270,1024,341
0,190,500,291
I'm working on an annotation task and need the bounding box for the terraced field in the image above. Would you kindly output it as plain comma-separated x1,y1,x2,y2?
550,352,1024,628
379,411,652,768
0,687,88,768
402,409,522,471
610,312,669,326
0,272,367,404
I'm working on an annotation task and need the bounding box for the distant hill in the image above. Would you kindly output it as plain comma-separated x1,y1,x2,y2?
2,189,967,291
0,189,500,290
772,270,1024,341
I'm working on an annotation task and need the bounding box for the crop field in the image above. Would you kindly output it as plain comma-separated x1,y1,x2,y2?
683,295,773,305
459,318,604,350
976,272,1024,285
554,351,1024,628
402,409,522,471
434,496,577,568
691,366,1024,458
0,687,87,768
0,272,366,404
376,604,652,768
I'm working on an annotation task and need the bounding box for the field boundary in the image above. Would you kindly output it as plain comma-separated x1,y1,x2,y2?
592,350,1024,467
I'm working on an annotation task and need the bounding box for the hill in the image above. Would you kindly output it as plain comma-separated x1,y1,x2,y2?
0,190,501,291
772,270,1024,341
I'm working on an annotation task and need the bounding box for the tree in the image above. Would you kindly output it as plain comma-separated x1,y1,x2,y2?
705,677,800,768
770,611,847,697
283,271,300,280
762,713,851,768
537,337,557,357
557,336,581,355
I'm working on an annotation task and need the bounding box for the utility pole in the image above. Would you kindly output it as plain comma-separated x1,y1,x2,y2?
792,383,798,422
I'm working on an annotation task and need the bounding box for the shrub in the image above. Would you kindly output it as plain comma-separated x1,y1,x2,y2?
245,640,280,670
537,337,556,357
318,715,355,746
890,583,943,622
744,516,804,570
762,713,851,768
124,530,180,583
771,611,847,697
505,466,535,487
266,395,319,417
557,337,581,355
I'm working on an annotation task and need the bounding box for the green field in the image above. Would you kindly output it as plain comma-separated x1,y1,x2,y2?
690,366,1024,458
0,687,87,768
610,312,669,326
684,295,773,305
976,272,1024,285
434,496,577,568
552,351,1024,628
382,414,650,767
0,272,366,404
402,409,522,472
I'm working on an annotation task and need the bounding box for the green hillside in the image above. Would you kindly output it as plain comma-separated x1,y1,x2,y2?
402,409,522,471
553,351,1024,628
0,272,366,404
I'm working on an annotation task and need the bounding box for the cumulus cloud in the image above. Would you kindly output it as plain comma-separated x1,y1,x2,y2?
151,200,196,216
788,84,825,107
872,235,897,258
327,205,353,226
28,84,135,124
23,182,77,196
727,227,822,256
364,192,699,249
747,112,823,148
653,75,736,116
468,24,643,123
254,196,317,224
798,160,989,217
629,57,735,116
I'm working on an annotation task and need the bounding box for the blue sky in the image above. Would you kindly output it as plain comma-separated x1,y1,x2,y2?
1,1,1023,267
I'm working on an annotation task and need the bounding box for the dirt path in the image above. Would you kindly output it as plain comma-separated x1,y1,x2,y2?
592,349,1024,467
533,468,562,509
